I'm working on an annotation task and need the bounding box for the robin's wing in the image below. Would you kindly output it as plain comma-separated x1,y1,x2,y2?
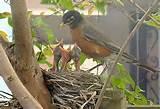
81,20,136,61
82,21,120,53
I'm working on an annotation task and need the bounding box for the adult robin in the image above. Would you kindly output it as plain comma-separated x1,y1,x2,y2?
62,10,136,63
61,10,159,72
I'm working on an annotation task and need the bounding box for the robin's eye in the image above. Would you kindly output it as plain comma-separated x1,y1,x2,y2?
67,16,75,22
70,16,75,20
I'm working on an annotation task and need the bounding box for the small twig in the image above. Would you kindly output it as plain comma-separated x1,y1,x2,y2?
129,0,160,26
87,63,103,72
80,91,96,109
95,0,159,109
0,91,13,98
54,94,66,105
55,103,72,109
87,84,95,90
0,94,11,99
80,90,88,101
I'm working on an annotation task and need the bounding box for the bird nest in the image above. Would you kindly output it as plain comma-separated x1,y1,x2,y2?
0,70,107,109
43,70,104,109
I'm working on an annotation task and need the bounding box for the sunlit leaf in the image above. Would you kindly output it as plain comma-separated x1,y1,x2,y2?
116,63,135,88
135,86,145,93
38,59,52,67
145,13,160,29
145,20,160,29
0,12,11,19
0,30,9,42
34,42,42,50
41,0,59,4
45,29,56,43
94,0,107,14
8,16,13,27
133,93,148,105
36,52,46,60
80,53,87,65
59,0,73,10
43,47,53,56
88,6,96,15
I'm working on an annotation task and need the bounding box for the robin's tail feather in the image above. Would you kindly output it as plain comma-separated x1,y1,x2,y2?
105,43,160,73
126,61,160,73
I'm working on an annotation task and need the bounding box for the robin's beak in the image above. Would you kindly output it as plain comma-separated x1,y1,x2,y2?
60,22,65,28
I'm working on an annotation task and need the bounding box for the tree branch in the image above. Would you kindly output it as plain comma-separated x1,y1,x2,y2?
94,0,159,109
10,0,54,109
0,45,43,109
129,0,160,26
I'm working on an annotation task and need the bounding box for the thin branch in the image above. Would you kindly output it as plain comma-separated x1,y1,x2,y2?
129,0,160,26
0,91,13,97
87,63,103,72
80,91,96,109
0,44,43,109
94,0,159,109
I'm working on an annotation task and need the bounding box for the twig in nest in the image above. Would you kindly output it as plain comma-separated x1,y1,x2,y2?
54,94,66,105
80,91,97,109
55,103,72,109
87,63,103,72
80,90,88,101
0,91,13,98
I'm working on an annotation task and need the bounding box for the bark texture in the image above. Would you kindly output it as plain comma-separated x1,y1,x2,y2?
10,0,54,109
0,45,43,109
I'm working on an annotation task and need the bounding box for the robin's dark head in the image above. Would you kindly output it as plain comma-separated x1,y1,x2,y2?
62,10,83,29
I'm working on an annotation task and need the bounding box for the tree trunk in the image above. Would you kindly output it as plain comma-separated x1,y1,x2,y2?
10,0,54,109
0,45,43,109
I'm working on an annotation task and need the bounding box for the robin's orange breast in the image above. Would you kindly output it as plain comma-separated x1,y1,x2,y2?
70,27,111,58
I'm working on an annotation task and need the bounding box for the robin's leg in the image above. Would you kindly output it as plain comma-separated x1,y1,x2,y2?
54,56,61,72
100,54,116,75
61,61,67,72
74,59,80,71
50,60,56,73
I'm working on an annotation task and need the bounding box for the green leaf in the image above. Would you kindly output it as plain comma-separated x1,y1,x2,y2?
94,0,107,14
111,76,125,90
41,0,59,4
135,86,145,93
116,63,135,88
145,14,160,29
145,20,160,29
45,28,56,43
43,47,53,56
133,93,148,105
80,53,87,65
32,17,56,44
36,52,46,61
32,17,46,27
0,30,9,41
38,59,52,67
34,43,42,50
0,12,11,19
59,0,73,10
8,16,13,27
